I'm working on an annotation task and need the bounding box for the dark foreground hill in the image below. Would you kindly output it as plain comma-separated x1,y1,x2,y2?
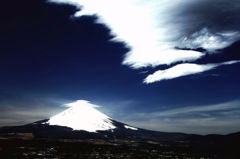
0,119,239,159
0,119,240,144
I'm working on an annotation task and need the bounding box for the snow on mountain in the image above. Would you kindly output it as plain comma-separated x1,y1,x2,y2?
48,100,116,132
124,125,138,131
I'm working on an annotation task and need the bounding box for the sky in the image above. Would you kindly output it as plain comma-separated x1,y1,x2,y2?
0,0,240,134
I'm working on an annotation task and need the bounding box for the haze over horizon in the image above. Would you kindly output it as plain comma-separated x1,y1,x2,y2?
0,0,240,135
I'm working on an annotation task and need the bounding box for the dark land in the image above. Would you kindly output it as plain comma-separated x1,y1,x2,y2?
0,120,239,159
0,136,237,159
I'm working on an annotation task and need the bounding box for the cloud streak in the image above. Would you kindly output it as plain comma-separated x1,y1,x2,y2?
48,0,240,82
140,100,240,117
0,97,65,127
122,100,240,134
144,60,240,83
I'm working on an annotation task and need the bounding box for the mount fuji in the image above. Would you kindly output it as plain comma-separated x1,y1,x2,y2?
48,100,118,132
0,100,239,145
0,100,183,141
47,100,137,133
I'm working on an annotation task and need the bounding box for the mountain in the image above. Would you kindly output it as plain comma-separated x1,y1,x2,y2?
0,100,239,145
48,100,117,132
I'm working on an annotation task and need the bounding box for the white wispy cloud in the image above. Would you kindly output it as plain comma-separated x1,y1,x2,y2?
48,0,240,82
144,60,240,83
180,28,240,51
0,98,65,127
127,118,240,135
122,100,240,134
142,100,240,117
65,100,101,108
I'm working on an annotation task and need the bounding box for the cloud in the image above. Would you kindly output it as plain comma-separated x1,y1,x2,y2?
141,100,240,117
65,100,101,108
122,100,240,134
127,118,240,135
144,60,240,83
180,28,240,51
0,96,65,127
48,0,240,81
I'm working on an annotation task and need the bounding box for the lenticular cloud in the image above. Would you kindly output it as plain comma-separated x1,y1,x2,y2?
144,60,240,83
48,0,240,83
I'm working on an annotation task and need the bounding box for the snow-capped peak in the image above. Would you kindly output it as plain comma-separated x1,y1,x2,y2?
48,100,116,132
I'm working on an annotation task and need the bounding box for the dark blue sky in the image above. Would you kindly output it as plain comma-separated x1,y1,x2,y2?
0,0,240,134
